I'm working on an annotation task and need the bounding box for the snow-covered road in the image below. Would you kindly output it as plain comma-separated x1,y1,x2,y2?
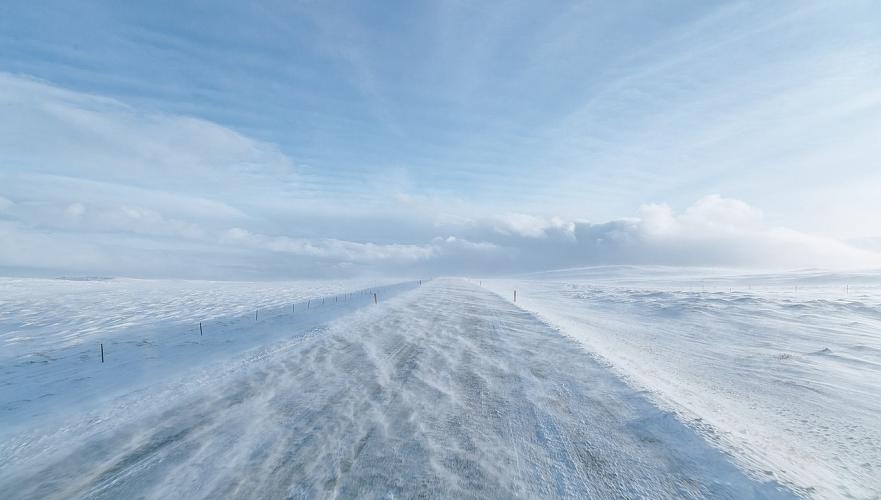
482,268,881,498
1,279,789,499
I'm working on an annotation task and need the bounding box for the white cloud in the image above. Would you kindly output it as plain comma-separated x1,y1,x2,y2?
0,73,296,205
680,195,764,233
222,228,499,265
487,213,576,239
567,195,881,269
64,202,85,219
2,73,878,278
222,227,435,262
427,195,881,273
0,195,12,213
2,190,878,278
638,195,764,238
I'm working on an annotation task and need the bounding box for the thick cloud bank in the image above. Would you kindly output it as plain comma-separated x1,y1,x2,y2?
3,193,878,279
455,195,881,273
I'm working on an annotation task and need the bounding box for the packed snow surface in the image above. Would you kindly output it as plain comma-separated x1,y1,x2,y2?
0,278,789,498
483,266,881,498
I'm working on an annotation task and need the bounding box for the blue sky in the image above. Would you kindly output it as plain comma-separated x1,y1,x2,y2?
2,1,881,278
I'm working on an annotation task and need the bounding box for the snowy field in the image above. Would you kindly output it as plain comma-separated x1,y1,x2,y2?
483,267,881,498
0,277,409,434
0,270,876,498
0,278,790,499
0,277,401,356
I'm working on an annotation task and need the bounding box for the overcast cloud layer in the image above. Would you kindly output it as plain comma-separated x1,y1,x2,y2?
2,1,881,279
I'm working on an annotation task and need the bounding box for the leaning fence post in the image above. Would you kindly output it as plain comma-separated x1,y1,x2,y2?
100,343,104,363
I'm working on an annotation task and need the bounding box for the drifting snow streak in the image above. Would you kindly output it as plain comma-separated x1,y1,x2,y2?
0,280,787,499
484,268,881,498
0,280,415,435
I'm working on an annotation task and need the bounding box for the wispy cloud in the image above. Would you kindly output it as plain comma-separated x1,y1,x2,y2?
2,1,880,278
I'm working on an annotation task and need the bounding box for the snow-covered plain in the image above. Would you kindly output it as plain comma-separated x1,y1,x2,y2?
0,276,409,435
483,267,881,498
0,278,790,499
0,277,400,356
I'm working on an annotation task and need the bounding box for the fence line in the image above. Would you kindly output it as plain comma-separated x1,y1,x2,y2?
83,280,427,365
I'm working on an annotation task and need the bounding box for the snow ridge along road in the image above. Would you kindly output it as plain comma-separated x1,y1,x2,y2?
0,279,790,499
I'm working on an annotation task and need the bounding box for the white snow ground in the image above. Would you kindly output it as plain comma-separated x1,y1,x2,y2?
0,278,791,499
482,267,881,498
0,277,409,435
0,277,399,356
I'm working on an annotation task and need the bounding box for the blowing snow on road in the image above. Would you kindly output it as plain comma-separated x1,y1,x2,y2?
0,279,790,499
